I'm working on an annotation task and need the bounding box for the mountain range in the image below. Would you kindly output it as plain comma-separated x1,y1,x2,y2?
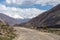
21,4,60,28
0,4,60,27
0,13,30,26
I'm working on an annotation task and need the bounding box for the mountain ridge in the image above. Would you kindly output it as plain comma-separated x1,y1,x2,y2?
21,4,60,28
0,13,30,26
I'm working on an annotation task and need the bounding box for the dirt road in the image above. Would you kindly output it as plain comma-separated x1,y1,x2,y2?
13,27,60,40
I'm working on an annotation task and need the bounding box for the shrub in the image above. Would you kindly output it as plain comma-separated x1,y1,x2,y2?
0,22,16,40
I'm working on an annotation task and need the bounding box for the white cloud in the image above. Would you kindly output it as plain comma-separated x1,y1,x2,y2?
6,0,60,6
0,4,46,19
13,14,24,19
36,0,60,6
6,0,25,5
6,0,12,4
0,4,7,10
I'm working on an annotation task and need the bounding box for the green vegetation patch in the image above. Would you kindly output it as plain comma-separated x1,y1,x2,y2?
0,22,16,40
37,28,60,35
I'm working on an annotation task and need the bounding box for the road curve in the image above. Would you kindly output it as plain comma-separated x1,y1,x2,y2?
13,27,60,40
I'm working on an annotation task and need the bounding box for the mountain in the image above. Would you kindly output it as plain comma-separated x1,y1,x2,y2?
0,13,19,26
0,13,30,26
21,4,60,28
16,18,30,24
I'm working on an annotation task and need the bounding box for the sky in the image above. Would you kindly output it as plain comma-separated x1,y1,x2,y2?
0,0,60,19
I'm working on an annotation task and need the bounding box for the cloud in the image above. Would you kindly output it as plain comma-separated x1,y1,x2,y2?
0,4,7,10
0,4,46,19
13,14,24,19
21,0,36,6
36,0,60,6
6,0,11,4
6,0,25,5
6,0,60,6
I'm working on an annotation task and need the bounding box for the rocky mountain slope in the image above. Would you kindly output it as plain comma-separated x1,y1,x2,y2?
21,4,60,28
0,13,19,26
0,13,30,26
